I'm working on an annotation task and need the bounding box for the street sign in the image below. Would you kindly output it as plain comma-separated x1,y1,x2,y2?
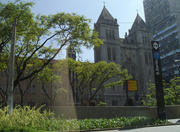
153,52,160,60
152,41,159,50
124,80,138,106
128,80,138,91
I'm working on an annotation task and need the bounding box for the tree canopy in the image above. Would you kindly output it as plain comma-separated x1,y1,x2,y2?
56,59,131,105
142,77,180,106
0,0,102,105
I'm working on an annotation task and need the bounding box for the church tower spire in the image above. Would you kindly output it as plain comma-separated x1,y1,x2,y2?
96,6,115,24
103,0,106,7
94,6,119,40
94,7,120,63
131,14,148,32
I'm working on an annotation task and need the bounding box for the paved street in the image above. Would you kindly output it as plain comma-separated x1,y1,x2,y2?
92,125,180,132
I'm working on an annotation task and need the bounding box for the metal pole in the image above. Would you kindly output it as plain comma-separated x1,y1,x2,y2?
124,80,129,105
174,60,180,76
151,41,166,120
126,81,129,102
7,18,16,113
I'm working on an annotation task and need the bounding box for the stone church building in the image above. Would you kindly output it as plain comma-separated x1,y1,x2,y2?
94,7,154,105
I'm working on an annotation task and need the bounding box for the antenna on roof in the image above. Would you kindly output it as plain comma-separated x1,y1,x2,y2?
103,0,106,7
136,9,139,14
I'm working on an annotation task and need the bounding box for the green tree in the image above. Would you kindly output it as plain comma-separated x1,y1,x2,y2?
142,83,156,106
164,77,180,105
143,77,180,106
0,0,102,105
0,0,34,55
57,59,131,105
37,65,67,106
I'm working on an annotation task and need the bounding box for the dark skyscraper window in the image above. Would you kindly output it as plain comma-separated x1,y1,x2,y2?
144,0,180,81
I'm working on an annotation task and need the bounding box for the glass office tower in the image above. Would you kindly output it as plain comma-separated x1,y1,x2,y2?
143,0,180,80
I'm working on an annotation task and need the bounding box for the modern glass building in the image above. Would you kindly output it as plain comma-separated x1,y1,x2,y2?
143,0,180,80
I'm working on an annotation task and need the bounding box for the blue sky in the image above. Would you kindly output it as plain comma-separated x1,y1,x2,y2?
30,0,145,62
4,0,145,62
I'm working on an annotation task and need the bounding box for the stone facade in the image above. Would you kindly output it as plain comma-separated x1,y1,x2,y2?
94,7,154,106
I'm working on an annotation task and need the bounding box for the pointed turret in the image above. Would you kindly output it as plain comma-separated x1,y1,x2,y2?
125,13,152,45
131,14,148,32
94,6,120,63
97,6,114,23
94,6,118,33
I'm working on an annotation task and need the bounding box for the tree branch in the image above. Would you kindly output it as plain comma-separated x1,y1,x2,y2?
19,38,68,82
14,33,58,87
41,83,52,103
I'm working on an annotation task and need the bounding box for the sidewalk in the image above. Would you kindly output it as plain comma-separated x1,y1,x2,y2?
168,119,180,124
91,119,180,132
92,125,180,132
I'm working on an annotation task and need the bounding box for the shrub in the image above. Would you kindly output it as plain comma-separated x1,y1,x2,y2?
0,106,170,131
0,106,58,131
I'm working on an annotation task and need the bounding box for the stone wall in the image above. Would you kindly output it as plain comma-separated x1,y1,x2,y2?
50,105,180,119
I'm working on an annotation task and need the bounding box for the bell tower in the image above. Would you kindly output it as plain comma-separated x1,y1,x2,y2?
94,6,120,63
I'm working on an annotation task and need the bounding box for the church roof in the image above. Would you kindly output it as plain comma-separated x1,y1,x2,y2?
131,14,148,31
96,6,114,23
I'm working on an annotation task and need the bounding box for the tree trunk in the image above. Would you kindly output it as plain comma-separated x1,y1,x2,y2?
0,88,7,106
20,93,24,106
18,83,24,106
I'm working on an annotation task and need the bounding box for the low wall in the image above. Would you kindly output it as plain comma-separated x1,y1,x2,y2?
50,105,180,119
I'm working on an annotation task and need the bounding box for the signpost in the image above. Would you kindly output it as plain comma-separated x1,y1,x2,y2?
151,41,166,120
124,80,138,105
127,80,138,91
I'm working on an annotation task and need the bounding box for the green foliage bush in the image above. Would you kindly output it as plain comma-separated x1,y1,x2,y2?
143,77,180,106
0,106,169,131
96,101,107,106
78,117,150,130
0,106,58,131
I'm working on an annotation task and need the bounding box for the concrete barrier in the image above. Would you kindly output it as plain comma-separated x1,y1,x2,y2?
50,105,180,119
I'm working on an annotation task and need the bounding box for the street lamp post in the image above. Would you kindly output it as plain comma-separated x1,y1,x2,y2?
7,18,16,113
151,41,166,120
